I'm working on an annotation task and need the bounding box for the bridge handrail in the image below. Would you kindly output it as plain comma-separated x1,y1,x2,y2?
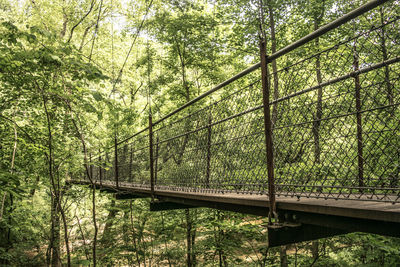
115,0,388,148
84,0,399,205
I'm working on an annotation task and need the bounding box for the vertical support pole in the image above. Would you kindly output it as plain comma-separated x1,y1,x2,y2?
206,112,212,189
129,145,133,183
259,40,276,223
99,151,103,186
114,136,119,188
149,113,155,200
353,43,364,190
155,136,159,186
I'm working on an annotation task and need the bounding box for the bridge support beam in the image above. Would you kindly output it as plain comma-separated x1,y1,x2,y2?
290,210,400,238
268,223,349,247
99,187,117,194
150,201,198,211
116,192,147,200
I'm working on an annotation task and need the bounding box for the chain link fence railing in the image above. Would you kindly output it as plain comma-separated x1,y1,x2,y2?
83,0,399,203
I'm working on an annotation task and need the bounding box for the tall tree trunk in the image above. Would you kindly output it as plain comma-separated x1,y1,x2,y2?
129,201,141,267
185,209,196,267
79,24,95,51
60,11,68,38
0,123,18,265
65,88,98,267
92,185,98,267
0,122,17,220
379,6,393,108
76,215,90,260
161,211,172,267
51,194,61,267
172,40,190,166
311,2,325,262
311,241,319,263
280,245,288,267
267,0,279,126
186,209,192,267
101,198,118,244
42,93,62,267
266,2,287,261
59,186,71,267
313,46,323,164
215,211,227,267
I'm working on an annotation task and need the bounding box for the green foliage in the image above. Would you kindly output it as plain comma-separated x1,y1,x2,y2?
0,0,400,266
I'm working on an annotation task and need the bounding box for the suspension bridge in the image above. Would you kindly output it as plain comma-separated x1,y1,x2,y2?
69,0,400,246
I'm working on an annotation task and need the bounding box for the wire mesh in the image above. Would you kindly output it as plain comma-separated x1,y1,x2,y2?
85,2,400,203
272,3,400,202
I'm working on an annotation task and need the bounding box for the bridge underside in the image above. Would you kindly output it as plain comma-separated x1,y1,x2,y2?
68,180,400,247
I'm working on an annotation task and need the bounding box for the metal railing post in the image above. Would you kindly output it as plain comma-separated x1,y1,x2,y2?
259,40,277,223
155,136,159,186
115,136,119,188
206,111,212,189
353,42,364,190
149,113,155,200
129,145,133,183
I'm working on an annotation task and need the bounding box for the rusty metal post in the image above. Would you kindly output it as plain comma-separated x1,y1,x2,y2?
259,40,277,223
353,43,364,190
149,113,155,200
129,145,133,183
206,112,212,188
114,136,119,188
155,136,159,186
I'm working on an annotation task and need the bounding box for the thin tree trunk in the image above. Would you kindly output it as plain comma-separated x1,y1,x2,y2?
161,211,172,267
42,94,61,267
51,194,61,267
59,189,71,267
64,99,98,266
313,53,323,164
29,175,40,196
60,11,68,38
0,123,18,266
311,241,319,262
280,245,288,267
67,0,95,43
379,6,393,107
79,23,95,51
353,40,364,190
172,39,190,166
311,3,325,262
266,3,287,262
92,184,98,267
130,201,141,267
312,3,324,165
215,211,227,267
267,0,279,126
101,199,117,244
185,208,196,267
0,123,17,220
186,209,192,267
47,195,54,266
0,194,5,221
76,215,90,260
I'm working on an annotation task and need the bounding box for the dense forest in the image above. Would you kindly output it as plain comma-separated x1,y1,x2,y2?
1,0,400,266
